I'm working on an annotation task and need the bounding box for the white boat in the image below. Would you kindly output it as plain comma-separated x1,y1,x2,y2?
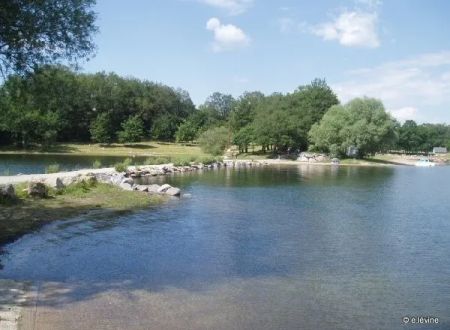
415,158,436,167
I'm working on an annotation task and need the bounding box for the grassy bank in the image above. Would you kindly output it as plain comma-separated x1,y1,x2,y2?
0,141,207,158
0,181,167,246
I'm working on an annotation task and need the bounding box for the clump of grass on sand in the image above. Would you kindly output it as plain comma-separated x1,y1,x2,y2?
45,163,61,173
114,157,133,172
0,180,167,246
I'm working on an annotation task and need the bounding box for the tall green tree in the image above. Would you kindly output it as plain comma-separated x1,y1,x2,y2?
309,98,398,157
90,112,114,144
0,0,97,76
205,92,235,120
118,116,145,143
398,120,423,152
229,91,264,133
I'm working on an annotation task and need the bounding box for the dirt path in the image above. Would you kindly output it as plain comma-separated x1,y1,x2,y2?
0,168,117,186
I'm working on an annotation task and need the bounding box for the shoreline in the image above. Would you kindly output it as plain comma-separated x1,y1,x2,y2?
0,159,405,184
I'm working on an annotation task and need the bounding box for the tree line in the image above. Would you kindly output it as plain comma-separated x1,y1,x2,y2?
0,65,195,147
1,65,449,157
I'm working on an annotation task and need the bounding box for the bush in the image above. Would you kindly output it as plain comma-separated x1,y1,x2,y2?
114,158,132,172
176,120,198,142
92,159,102,169
62,179,97,196
173,156,192,166
195,156,216,165
198,126,229,156
46,163,61,173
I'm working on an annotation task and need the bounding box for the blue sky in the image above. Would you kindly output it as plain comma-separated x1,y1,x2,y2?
83,0,450,123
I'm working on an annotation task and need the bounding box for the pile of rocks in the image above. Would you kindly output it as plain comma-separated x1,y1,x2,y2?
297,152,329,163
102,172,181,196
123,161,265,179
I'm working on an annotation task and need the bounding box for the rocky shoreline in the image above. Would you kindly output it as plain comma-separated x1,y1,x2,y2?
0,160,268,200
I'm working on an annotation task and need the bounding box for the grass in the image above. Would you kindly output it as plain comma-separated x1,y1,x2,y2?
92,159,102,169
0,141,207,158
45,163,61,173
114,157,133,172
0,181,167,246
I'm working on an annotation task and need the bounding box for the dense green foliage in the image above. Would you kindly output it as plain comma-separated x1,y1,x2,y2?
398,120,450,152
0,66,448,156
118,116,145,143
309,98,398,157
251,79,339,152
0,65,195,146
0,0,97,75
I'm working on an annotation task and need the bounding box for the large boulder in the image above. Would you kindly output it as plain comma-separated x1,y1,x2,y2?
157,184,172,193
28,182,48,198
119,181,133,191
121,178,134,185
165,187,181,197
147,184,161,194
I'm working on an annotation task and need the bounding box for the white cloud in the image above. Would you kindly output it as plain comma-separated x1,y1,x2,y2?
206,17,250,52
200,0,253,15
312,10,380,48
390,107,419,122
332,51,450,123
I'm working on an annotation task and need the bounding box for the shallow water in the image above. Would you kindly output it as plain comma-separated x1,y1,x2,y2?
1,165,449,329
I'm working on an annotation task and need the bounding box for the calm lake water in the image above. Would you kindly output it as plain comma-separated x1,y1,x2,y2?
1,165,449,329
0,154,148,175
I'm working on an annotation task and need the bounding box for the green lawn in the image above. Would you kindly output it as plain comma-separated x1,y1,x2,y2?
0,141,208,158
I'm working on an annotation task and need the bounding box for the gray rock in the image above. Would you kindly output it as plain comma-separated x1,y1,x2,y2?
121,178,134,185
61,176,77,186
28,182,48,198
157,184,172,193
165,187,181,197
109,174,125,185
147,184,161,193
119,182,133,191
44,177,65,189
134,185,149,192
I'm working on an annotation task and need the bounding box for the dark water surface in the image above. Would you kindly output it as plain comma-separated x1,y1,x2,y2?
0,154,148,175
1,165,449,329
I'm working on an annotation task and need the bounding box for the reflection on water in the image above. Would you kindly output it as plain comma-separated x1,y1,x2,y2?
1,165,449,329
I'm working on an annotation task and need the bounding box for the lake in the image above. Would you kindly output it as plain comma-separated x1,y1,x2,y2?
0,165,449,329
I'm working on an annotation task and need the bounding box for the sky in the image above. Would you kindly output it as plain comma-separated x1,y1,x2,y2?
82,0,450,124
